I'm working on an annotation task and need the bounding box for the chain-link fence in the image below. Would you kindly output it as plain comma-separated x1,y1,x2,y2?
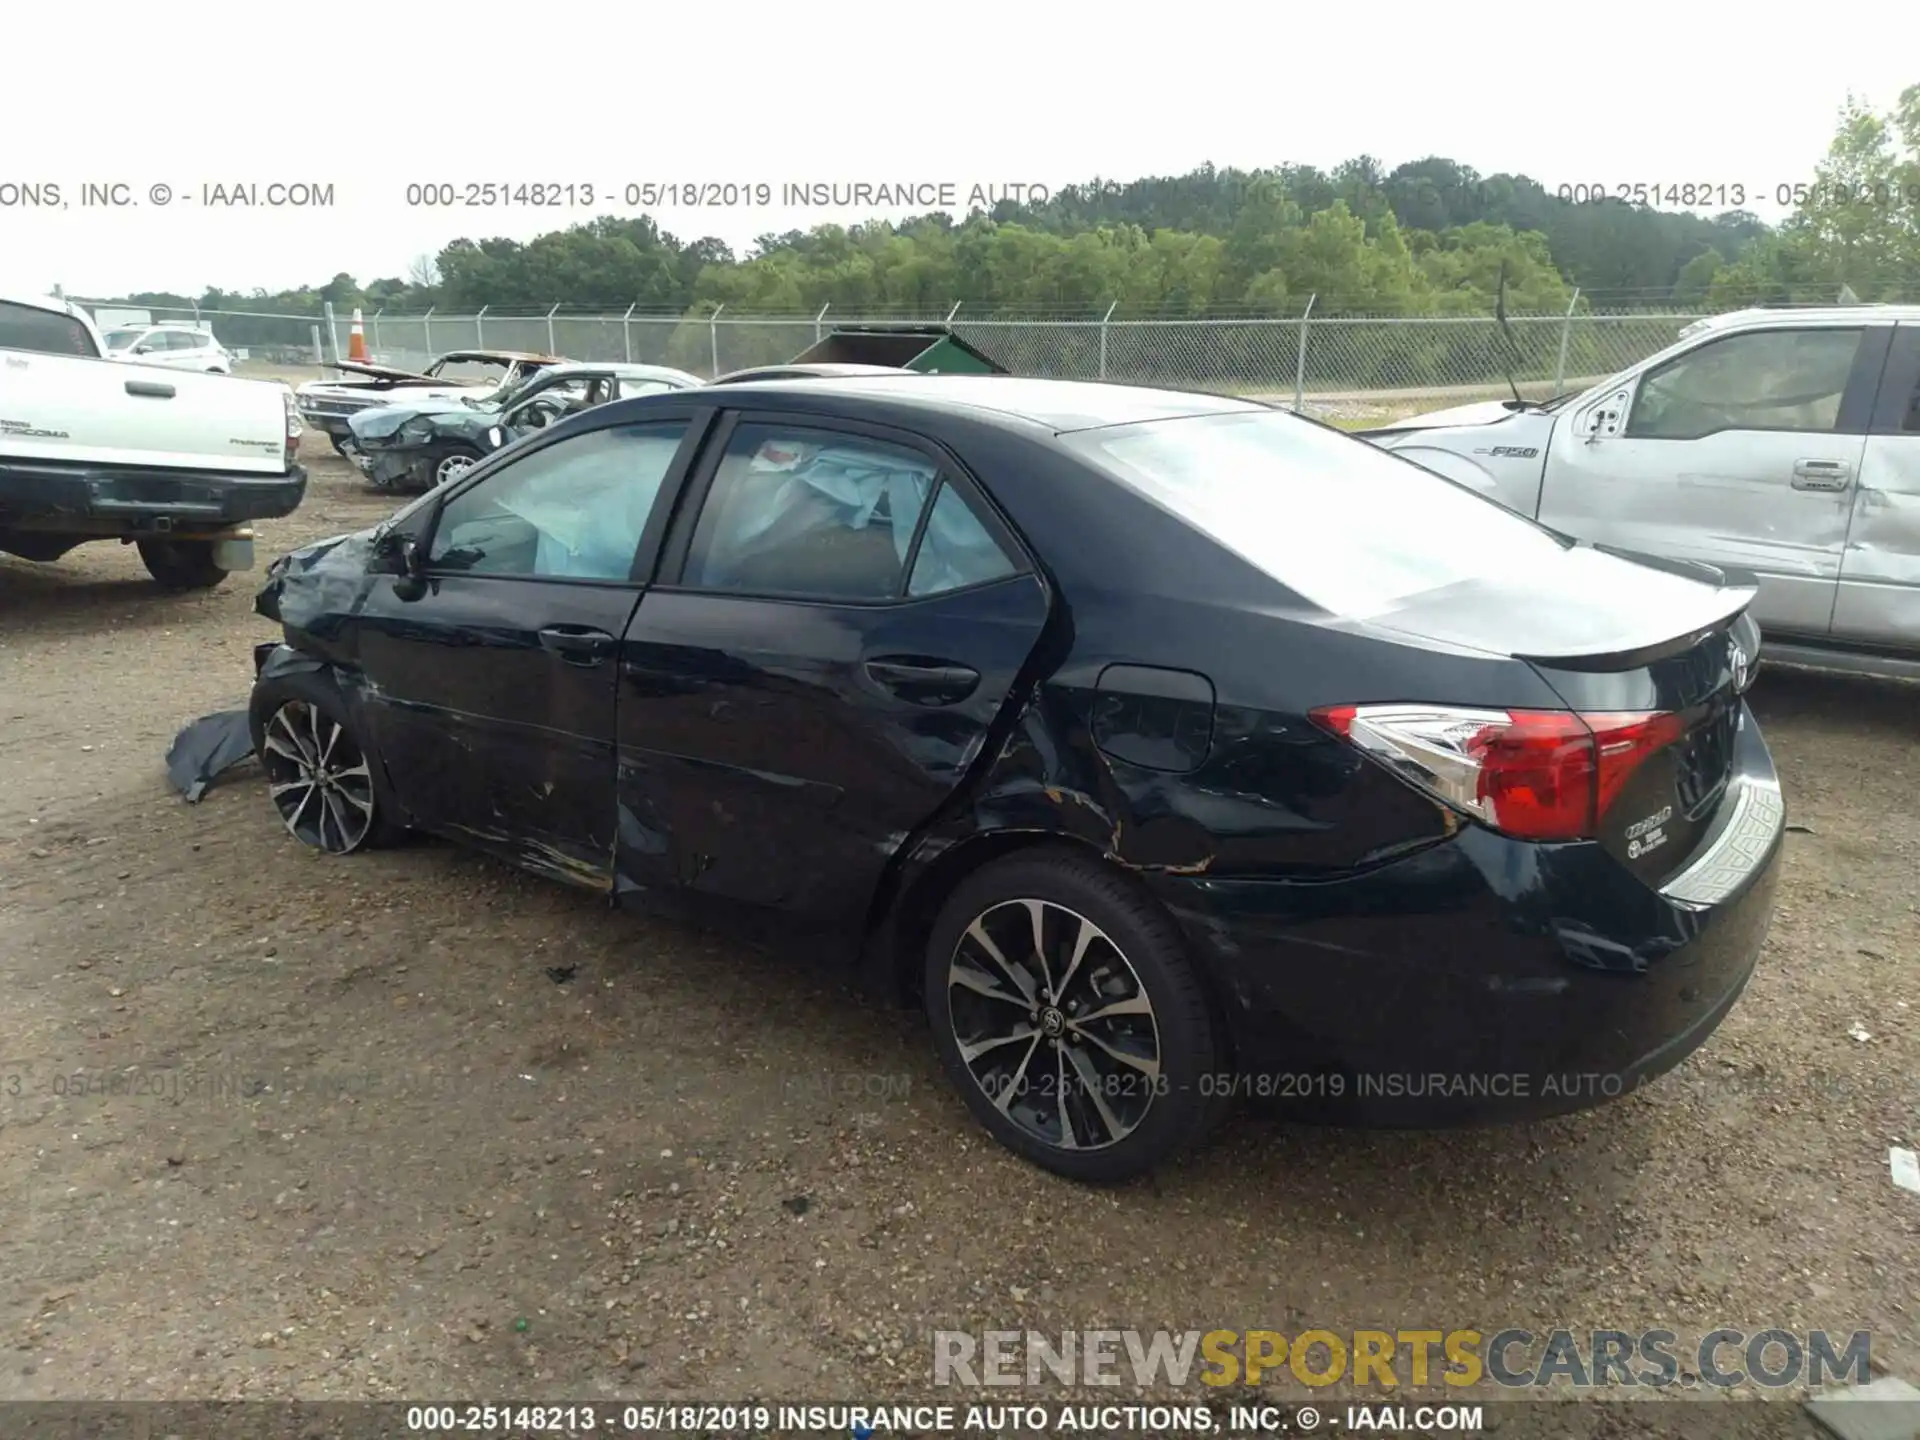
71,299,1712,420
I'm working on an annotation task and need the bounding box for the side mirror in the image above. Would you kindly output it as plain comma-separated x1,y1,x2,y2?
1580,389,1631,444
372,527,424,575
134,343,154,355
389,532,431,601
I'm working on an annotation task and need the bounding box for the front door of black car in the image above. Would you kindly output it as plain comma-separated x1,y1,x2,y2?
352,417,698,884
614,413,1051,927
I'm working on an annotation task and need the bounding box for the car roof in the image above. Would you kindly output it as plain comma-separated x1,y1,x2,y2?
440,349,563,363
538,361,702,383
712,362,908,381
1,291,94,322
1678,304,1920,337
692,373,1267,432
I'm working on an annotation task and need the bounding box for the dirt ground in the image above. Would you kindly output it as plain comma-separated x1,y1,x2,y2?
0,438,1916,1418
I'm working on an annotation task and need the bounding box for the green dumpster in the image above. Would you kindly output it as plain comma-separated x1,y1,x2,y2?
787,324,1007,374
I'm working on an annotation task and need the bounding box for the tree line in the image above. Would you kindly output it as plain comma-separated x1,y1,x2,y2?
103,85,1919,324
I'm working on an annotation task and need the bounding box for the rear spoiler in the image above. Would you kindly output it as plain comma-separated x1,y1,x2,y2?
1510,544,1758,672
1587,542,1759,592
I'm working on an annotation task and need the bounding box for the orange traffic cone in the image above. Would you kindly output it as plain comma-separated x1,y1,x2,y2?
348,308,369,362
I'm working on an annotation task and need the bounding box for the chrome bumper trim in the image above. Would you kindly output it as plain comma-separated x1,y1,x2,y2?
1658,774,1785,911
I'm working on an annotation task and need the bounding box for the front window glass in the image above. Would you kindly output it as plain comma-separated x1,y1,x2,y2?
1626,328,1863,439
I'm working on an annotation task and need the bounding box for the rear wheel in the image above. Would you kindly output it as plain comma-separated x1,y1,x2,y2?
138,539,226,590
924,848,1228,1183
248,670,403,854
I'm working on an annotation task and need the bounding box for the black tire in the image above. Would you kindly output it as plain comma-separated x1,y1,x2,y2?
137,538,227,590
247,669,405,854
924,846,1228,1183
328,434,350,456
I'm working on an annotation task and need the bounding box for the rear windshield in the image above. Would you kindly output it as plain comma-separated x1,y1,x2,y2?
1060,409,1572,618
0,301,99,358
433,359,514,383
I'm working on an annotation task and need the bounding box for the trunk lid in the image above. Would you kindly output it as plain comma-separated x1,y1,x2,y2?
1357,545,1759,887
1529,612,1755,888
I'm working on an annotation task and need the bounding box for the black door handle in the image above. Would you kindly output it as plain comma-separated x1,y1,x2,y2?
864,657,980,706
125,379,176,398
537,626,615,666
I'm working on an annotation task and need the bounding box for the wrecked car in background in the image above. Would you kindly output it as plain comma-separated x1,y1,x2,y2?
346,361,704,492
232,373,1783,1184
295,350,565,455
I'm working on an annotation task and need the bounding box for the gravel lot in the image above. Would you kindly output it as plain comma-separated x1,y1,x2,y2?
0,440,1915,1420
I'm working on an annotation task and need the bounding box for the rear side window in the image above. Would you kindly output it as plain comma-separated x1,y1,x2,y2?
0,301,97,357
682,425,941,601
1061,410,1578,620
908,482,1019,596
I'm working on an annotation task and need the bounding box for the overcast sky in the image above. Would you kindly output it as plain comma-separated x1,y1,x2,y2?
3,3,1908,301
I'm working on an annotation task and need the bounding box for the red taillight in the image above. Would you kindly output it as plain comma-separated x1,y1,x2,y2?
283,391,301,467
1308,703,1684,842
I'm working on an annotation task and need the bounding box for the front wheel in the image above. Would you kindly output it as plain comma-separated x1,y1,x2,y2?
429,444,484,490
137,538,226,590
924,847,1228,1183
248,670,403,854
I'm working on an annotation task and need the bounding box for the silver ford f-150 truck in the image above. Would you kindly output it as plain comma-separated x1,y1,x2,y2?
1,291,306,589
1362,305,1920,682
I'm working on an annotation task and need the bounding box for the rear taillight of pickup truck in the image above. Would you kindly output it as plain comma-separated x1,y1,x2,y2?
283,390,301,467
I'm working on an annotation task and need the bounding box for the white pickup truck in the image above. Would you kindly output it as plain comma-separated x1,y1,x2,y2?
1361,305,1920,682
1,291,306,589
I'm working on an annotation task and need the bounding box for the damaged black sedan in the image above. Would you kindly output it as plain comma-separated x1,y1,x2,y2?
250,375,1784,1182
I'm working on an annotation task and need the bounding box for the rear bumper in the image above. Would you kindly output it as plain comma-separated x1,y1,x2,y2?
0,457,308,530
1151,707,1784,1126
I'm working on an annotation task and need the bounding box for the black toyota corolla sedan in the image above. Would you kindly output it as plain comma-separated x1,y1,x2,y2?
249,374,1783,1182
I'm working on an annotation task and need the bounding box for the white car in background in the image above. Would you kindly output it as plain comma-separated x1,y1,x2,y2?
103,323,234,374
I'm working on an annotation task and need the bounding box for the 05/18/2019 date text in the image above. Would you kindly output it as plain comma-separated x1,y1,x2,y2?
1558,181,1920,208
403,182,779,208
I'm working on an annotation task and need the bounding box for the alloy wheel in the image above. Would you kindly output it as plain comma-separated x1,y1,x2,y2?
944,898,1163,1152
257,699,377,853
435,453,476,486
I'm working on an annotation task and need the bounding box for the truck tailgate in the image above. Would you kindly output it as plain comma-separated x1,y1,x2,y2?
1,351,287,474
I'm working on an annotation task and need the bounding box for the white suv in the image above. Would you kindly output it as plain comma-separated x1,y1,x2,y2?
103,323,233,373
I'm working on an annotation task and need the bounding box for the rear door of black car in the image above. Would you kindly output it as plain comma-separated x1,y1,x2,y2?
612,410,1051,929
351,410,709,884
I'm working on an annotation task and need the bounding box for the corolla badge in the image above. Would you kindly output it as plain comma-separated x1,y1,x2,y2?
1625,805,1673,860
